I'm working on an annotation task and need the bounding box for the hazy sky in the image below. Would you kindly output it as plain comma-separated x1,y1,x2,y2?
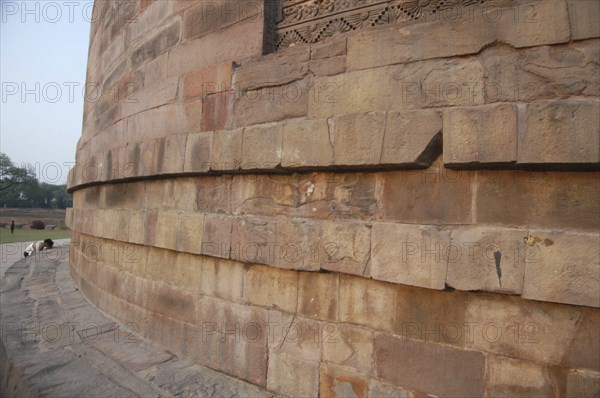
1,0,92,184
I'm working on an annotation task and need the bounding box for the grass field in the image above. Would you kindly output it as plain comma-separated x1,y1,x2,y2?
0,208,66,227
0,228,71,244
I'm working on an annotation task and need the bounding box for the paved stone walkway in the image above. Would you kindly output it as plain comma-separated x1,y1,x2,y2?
0,243,273,397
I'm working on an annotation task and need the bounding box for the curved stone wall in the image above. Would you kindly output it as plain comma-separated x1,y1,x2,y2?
68,0,600,395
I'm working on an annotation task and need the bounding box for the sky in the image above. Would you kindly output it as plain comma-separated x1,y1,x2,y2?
1,0,92,184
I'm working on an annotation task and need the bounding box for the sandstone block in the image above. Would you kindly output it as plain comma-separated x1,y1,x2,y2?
196,256,244,302
322,324,374,375
143,211,158,246
231,216,277,264
129,0,173,44
446,226,527,294
183,132,213,173
311,37,346,60
319,364,368,398
568,0,600,40
154,211,180,250
485,355,553,397
562,308,600,371
182,0,261,42
245,264,298,313
566,370,600,398
347,0,569,71
319,220,370,276
271,316,323,363
210,128,242,171
382,109,442,165
338,275,395,331
444,103,518,165
331,112,385,166
379,162,474,225
374,333,485,397
195,175,232,214
266,351,319,397
233,76,310,127
309,56,345,76
131,19,180,69
465,295,580,364
522,229,600,307
232,46,310,92
298,272,338,322
176,212,204,254
241,123,283,169
519,100,600,165
474,169,600,231
201,92,233,132
167,15,263,77
122,76,179,118
371,223,450,290
183,62,233,99
282,118,333,167
394,286,468,347
201,214,233,259
147,281,197,324
274,218,321,271
309,59,484,119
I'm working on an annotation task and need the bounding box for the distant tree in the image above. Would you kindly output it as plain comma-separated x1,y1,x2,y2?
0,153,36,192
0,153,72,209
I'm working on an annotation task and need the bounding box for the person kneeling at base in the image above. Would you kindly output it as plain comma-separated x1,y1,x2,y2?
23,239,54,257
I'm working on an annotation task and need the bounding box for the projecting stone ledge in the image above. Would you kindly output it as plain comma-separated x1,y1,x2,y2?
0,247,272,398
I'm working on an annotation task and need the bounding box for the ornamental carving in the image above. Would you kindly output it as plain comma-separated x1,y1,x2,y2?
274,0,486,51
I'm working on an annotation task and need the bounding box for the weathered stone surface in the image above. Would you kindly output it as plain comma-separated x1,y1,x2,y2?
122,76,179,119
233,47,310,92
201,214,232,259
129,0,173,44
156,135,187,175
195,175,232,214
519,99,600,165
309,58,484,119
562,308,600,371
266,351,319,397
176,213,204,254
522,230,600,308
183,132,213,173
338,275,395,331
374,333,486,397
210,129,242,171
474,170,600,231
485,355,554,397
566,370,600,397
465,295,581,364
183,62,233,99
480,41,600,103
347,0,570,70
241,123,283,169
183,0,261,42
319,364,368,398
331,112,385,166
368,379,415,398
230,216,277,264
154,211,179,250
309,56,346,76
371,223,450,290
298,272,338,322
131,20,181,69
382,109,442,165
319,220,370,276
233,76,310,127
245,265,297,313
568,0,600,40
195,256,244,302
271,315,322,362
446,226,527,294
444,103,518,165
379,162,474,224
274,218,321,271
394,286,468,347
282,118,333,167
167,14,263,78
311,36,346,60
201,92,233,132
322,324,373,374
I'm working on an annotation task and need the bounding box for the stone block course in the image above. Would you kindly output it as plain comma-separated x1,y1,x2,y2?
371,223,450,289
338,275,395,331
444,103,518,166
241,123,283,169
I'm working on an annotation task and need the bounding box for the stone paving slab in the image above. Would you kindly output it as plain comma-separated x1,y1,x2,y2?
0,244,273,398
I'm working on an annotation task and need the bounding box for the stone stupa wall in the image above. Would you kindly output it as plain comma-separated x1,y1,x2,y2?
67,0,600,395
